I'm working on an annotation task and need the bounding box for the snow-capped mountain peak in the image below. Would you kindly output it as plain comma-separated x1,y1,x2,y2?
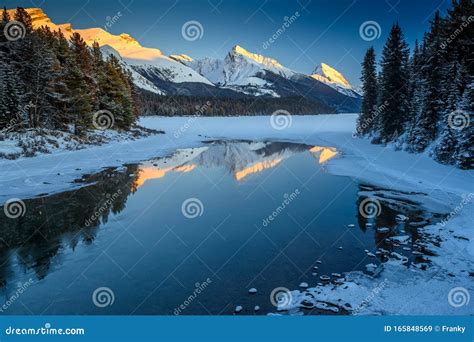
310,63,360,97
311,63,351,89
226,45,294,79
230,45,285,70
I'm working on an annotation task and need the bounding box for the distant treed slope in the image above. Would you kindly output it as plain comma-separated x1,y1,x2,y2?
137,90,335,116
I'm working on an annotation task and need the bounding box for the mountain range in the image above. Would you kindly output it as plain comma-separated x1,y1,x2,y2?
13,8,361,113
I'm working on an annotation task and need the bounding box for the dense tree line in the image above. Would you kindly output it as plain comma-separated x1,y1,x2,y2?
138,90,335,116
0,7,138,134
356,0,473,169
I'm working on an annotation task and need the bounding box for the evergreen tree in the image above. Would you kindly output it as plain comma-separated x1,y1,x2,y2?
0,62,21,130
65,59,93,134
454,78,474,169
377,23,410,142
70,32,92,75
356,47,378,136
47,30,74,129
433,61,465,164
1,6,9,21
13,7,33,33
443,0,474,75
416,12,445,151
0,7,10,42
98,55,133,129
70,32,97,107
406,40,428,150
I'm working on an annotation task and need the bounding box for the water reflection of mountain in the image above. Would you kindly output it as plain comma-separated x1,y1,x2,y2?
0,141,341,291
135,141,339,186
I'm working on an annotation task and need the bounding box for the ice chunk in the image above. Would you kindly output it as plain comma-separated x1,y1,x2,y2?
396,214,408,222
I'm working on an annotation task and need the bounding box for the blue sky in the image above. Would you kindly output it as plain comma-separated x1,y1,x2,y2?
4,0,450,86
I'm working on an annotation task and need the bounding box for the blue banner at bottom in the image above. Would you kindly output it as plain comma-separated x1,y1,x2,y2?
0,316,472,341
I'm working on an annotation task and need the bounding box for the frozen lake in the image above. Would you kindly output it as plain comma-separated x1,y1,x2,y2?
0,140,445,315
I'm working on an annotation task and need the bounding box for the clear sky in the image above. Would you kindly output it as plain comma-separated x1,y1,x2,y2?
3,0,450,86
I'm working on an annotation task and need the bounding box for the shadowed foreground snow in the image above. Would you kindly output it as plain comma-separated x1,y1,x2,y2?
1,114,472,315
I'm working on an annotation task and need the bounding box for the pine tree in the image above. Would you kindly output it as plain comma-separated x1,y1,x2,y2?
443,0,474,75
0,7,10,43
356,47,378,136
0,60,21,130
1,6,9,21
433,61,463,164
406,41,428,150
99,55,132,129
404,13,446,152
377,23,410,142
454,78,474,169
65,59,93,134
47,30,74,129
70,32,92,75
13,7,33,33
70,32,97,107
0,60,8,129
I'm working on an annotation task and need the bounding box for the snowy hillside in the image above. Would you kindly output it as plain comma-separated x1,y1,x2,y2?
100,45,164,95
